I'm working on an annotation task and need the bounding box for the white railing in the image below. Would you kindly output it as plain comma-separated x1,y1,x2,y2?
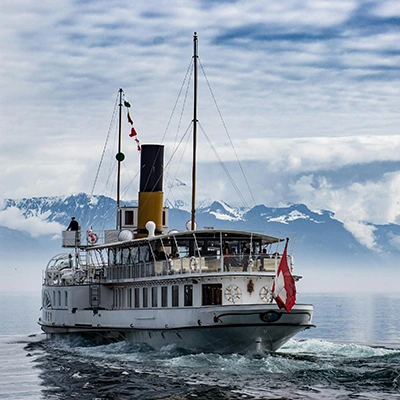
43,252,293,286
62,230,104,248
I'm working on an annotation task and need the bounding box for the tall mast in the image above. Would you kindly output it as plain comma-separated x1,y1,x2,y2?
190,32,198,231
116,88,123,229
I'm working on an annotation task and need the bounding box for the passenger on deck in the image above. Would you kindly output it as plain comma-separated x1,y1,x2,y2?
223,243,231,271
167,254,173,274
154,247,167,261
230,250,240,268
67,217,79,231
242,243,251,271
257,248,268,271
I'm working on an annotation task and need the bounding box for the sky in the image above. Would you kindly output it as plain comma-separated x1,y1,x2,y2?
1,0,400,252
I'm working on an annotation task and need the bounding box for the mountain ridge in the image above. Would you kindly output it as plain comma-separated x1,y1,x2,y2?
1,194,400,270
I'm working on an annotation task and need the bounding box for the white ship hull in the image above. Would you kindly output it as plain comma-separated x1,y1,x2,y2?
40,265,314,354
40,303,313,353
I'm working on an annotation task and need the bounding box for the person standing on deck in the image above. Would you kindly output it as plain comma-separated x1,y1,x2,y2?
67,217,79,231
258,248,268,271
223,243,231,271
242,242,251,271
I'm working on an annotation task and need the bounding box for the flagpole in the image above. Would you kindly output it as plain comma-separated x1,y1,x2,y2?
116,88,123,229
190,32,198,231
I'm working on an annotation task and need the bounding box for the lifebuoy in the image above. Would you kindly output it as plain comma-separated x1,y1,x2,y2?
87,230,98,244
259,286,273,303
224,285,242,303
189,256,197,271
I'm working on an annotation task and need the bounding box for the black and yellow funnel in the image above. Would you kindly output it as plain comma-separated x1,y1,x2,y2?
135,144,164,238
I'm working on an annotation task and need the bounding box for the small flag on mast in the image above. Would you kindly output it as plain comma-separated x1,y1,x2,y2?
271,238,296,312
129,126,137,137
124,102,140,152
127,111,134,125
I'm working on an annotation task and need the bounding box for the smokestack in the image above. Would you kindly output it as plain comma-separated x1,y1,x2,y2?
135,144,164,238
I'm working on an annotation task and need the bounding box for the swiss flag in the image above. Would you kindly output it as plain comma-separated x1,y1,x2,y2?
272,238,296,312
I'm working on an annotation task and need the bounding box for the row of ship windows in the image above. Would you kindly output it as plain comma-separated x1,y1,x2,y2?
51,290,68,308
112,284,222,309
43,290,68,307
47,284,223,309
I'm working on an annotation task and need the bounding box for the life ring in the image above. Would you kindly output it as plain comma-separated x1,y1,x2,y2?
189,256,198,271
224,285,242,303
259,286,273,303
87,231,98,245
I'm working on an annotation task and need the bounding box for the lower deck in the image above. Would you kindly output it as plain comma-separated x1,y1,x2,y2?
42,273,278,314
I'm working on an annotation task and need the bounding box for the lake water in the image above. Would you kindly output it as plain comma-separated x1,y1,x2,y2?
1,292,400,399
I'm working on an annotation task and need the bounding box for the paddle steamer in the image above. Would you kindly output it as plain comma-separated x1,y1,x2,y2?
39,34,314,354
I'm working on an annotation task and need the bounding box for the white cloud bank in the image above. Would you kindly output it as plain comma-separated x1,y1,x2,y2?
1,0,400,249
287,170,400,250
0,206,63,238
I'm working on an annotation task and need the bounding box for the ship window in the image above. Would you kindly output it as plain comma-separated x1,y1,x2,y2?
202,284,222,306
162,210,166,226
58,291,61,307
113,288,120,308
161,286,168,307
143,287,148,308
125,210,134,226
184,285,193,307
119,289,123,308
171,285,179,307
128,288,133,308
134,288,140,308
65,291,68,307
152,287,158,307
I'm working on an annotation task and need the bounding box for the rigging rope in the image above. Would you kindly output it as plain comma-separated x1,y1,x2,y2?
79,91,119,230
198,122,265,233
198,59,269,233
164,123,193,210
161,59,193,146
90,92,120,199
159,55,271,233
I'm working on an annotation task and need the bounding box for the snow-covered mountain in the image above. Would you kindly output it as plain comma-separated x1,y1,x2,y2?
1,194,400,271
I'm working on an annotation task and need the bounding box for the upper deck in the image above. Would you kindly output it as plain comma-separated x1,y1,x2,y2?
45,229,290,286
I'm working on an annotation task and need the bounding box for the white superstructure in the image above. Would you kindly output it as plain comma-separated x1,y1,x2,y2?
40,222,314,353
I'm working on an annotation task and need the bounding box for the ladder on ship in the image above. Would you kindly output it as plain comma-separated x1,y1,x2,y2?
90,285,100,308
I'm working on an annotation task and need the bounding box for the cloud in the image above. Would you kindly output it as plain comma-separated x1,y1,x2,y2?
289,170,400,224
219,135,400,169
387,232,400,251
285,169,400,249
1,0,400,245
342,220,378,250
0,206,63,238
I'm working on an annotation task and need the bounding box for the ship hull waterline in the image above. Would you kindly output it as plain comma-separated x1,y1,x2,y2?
39,303,314,354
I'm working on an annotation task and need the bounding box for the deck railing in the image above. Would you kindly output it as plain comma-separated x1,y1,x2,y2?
99,253,283,283
43,253,291,286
